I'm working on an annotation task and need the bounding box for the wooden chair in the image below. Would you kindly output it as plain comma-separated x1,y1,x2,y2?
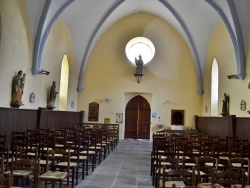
171,134,187,159
10,131,28,155
212,168,245,188
159,167,196,188
79,133,93,175
152,137,172,186
195,156,218,187
229,141,243,159
155,156,184,188
13,147,38,171
54,129,67,150
7,157,40,188
110,126,119,148
0,145,10,172
151,133,169,177
98,129,109,160
0,134,6,147
39,149,70,188
228,157,249,185
28,132,44,158
95,129,104,163
83,129,98,173
200,138,216,157
183,141,201,160
0,155,11,188
89,130,102,165
0,174,11,188
68,137,87,180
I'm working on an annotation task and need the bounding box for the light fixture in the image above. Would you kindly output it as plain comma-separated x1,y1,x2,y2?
105,98,111,103
125,37,155,83
39,69,50,75
134,73,143,83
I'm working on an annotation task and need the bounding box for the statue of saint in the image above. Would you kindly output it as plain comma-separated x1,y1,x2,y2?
135,55,144,74
221,93,229,116
10,70,26,108
47,81,58,110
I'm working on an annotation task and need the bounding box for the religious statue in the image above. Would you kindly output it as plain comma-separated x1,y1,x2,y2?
135,55,144,74
220,93,229,116
46,81,58,110
10,70,26,108
240,99,246,111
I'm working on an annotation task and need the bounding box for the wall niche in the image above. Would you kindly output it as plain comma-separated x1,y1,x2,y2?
171,109,184,125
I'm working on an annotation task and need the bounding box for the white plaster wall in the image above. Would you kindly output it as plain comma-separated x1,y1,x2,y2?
0,1,78,111
204,22,250,117
0,0,33,108
41,21,78,111
78,13,203,140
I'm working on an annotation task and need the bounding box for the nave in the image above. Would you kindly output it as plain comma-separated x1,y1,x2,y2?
76,139,153,188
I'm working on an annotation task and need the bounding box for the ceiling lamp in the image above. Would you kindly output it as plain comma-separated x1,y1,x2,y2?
125,37,155,83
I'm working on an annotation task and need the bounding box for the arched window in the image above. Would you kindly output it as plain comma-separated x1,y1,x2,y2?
211,57,219,116
59,54,69,111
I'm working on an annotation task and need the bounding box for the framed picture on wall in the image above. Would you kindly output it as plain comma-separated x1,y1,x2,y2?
88,102,99,121
116,113,123,123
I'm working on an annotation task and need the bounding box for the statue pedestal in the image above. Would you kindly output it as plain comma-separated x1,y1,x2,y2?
47,101,55,110
220,112,229,117
10,101,23,108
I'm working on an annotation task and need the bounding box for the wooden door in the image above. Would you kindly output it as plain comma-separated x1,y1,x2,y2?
125,95,151,139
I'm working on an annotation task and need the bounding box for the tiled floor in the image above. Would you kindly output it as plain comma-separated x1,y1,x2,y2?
76,139,154,188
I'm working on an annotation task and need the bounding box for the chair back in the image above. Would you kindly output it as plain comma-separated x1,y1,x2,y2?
0,134,6,147
0,174,11,188
11,131,27,152
212,168,245,188
11,157,40,188
0,146,10,172
161,167,196,188
195,156,218,183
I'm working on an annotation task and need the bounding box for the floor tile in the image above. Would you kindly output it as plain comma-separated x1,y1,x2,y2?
75,139,154,188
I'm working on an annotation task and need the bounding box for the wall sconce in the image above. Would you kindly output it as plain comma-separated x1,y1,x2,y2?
105,98,111,103
227,74,238,79
39,69,50,75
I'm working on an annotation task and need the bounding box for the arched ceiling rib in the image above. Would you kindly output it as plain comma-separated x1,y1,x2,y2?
28,0,249,94
31,0,76,75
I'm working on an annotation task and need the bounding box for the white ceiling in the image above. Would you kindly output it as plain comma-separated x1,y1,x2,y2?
26,0,250,94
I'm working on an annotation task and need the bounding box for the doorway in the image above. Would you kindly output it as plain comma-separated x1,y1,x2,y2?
125,95,151,139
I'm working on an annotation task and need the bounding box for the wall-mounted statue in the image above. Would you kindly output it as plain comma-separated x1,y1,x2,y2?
47,81,58,110
220,93,229,116
10,70,26,108
135,55,144,74
240,99,246,111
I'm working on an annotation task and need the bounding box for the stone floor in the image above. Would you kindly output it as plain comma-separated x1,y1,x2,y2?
76,139,154,188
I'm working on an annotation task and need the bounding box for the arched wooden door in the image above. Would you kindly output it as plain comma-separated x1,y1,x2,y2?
125,95,151,139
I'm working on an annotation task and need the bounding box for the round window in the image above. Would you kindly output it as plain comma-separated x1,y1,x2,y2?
125,37,155,65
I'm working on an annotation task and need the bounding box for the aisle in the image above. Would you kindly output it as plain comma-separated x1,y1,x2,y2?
76,139,153,188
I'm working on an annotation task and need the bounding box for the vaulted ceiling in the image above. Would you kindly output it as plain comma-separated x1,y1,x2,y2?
26,0,250,94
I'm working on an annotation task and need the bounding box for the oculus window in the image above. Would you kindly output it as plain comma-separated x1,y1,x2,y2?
125,37,155,64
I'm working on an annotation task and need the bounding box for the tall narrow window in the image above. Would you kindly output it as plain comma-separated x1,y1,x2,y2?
211,58,219,116
59,54,69,111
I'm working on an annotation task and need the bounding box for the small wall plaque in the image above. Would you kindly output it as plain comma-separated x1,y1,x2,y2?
88,102,99,121
30,92,35,103
116,113,123,123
